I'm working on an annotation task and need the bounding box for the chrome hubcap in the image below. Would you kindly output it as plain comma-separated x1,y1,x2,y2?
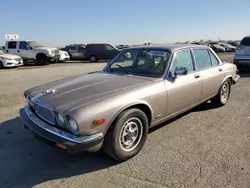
221,82,229,102
90,56,96,61
119,117,143,152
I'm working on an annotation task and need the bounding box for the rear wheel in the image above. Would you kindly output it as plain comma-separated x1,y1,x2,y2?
102,108,149,162
211,79,231,107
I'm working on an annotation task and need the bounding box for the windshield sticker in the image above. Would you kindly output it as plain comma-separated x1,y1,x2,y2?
147,51,166,57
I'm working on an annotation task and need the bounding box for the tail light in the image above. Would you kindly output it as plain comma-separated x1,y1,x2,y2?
236,45,244,50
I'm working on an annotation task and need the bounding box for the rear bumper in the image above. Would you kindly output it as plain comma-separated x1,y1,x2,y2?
233,75,240,85
19,105,104,153
234,55,250,65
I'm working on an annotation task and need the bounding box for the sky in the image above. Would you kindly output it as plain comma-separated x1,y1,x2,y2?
1,0,250,46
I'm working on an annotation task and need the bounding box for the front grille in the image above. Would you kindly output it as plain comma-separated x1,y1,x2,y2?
34,103,55,125
14,58,21,62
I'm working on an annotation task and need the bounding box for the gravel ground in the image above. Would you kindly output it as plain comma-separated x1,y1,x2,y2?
0,53,249,188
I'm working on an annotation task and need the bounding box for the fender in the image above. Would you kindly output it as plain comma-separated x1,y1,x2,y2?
221,75,233,86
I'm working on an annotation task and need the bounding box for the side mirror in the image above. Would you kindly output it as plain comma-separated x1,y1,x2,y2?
174,67,188,76
26,45,31,50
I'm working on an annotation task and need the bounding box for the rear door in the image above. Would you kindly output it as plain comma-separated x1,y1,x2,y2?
165,49,202,116
192,48,224,101
5,41,18,55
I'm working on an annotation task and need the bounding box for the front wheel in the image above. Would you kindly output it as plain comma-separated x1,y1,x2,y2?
0,61,4,69
37,56,49,65
102,108,149,162
89,55,97,62
211,79,231,107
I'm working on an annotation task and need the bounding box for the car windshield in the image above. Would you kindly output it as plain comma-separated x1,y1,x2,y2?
28,41,43,47
103,48,171,77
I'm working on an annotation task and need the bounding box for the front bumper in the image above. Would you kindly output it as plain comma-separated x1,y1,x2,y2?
48,54,60,61
233,75,240,85
2,59,23,67
19,105,104,153
59,56,70,62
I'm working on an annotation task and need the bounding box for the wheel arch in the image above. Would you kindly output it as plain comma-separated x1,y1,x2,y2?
221,75,233,86
36,53,47,60
107,102,153,131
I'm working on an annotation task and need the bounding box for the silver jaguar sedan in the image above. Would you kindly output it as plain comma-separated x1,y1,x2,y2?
20,44,240,161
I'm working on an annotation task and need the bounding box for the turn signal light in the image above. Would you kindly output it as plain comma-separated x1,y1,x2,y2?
94,118,105,125
56,143,67,150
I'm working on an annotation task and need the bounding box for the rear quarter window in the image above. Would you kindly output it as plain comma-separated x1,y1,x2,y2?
240,37,250,46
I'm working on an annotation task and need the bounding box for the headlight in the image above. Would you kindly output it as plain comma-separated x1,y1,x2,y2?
56,114,65,127
68,117,79,134
0,56,12,60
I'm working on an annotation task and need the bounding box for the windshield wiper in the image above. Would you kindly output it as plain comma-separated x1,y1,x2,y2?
115,64,129,74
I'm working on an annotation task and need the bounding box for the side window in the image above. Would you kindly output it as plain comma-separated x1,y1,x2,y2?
19,41,29,50
8,42,17,49
193,49,211,70
104,45,114,51
171,49,194,73
208,50,219,67
69,46,77,51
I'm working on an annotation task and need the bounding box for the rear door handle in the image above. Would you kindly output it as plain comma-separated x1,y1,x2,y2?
218,68,222,72
17,50,20,53
194,74,200,78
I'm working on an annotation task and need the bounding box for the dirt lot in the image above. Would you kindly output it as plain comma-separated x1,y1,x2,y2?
0,53,249,188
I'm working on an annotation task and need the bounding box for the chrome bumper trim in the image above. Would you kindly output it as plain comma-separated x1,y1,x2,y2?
21,105,103,144
233,75,240,84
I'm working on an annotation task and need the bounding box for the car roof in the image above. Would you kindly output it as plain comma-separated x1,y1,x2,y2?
127,44,209,52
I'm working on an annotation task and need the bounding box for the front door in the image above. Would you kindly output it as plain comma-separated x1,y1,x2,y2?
17,41,34,60
192,49,224,100
165,49,202,117
102,44,118,59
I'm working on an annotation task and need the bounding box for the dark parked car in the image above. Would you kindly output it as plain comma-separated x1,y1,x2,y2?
219,43,236,52
227,41,240,47
84,43,121,62
65,45,85,60
208,43,226,52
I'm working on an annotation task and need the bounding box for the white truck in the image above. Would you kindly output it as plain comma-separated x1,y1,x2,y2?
4,40,60,65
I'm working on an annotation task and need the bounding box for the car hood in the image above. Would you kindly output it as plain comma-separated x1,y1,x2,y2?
0,53,21,59
25,72,154,112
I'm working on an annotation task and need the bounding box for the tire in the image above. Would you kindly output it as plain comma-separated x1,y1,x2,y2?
211,79,231,107
0,61,4,69
102,108,149,162
36,55,49,65
89,55,97,62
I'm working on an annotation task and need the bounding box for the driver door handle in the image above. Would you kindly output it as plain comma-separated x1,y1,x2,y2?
194,74,200,79
218,68,222,72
